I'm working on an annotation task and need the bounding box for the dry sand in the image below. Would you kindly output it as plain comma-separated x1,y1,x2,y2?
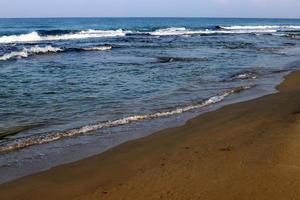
1,71,300,200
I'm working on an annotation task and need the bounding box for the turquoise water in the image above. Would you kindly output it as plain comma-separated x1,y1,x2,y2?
0,18,300,182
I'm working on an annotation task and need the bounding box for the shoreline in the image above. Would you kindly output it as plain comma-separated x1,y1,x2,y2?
0,69,291,185
0,70,285,184
1,70,300,199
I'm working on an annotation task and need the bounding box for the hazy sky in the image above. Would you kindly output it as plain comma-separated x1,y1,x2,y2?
0,0,299,18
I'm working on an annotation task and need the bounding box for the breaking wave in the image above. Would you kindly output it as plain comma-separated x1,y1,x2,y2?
0,85,255,153
0,29,128,43
150,27,192,36
229,71,258,80
0,45,63,61
221,25,300,30
82,46,113,51
148,27,279,36
0,45,113,61
1,25,300,43
148,25,300,36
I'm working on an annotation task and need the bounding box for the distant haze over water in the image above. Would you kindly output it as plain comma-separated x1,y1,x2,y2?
0,0,300,18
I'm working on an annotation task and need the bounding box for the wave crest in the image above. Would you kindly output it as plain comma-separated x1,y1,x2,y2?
230,72,258,80
0,32,41,43
149,25,300,36
1,25,300,42
0,45,63,61
0,29,128,43
221,25,300,30
149,27,278,36
82,46,113,51
0,45,113,61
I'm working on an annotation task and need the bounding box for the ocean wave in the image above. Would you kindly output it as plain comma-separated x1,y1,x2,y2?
148,27,277,36
229,72,258,80
149,27,230,36
82,46,113,51
0,45,113,61
148,25,300,36
0,32,42,44
1,25,300,42
0,45,63,61
221,25,300,30
0,85,255,153
150,27,191,36
0,29,128,43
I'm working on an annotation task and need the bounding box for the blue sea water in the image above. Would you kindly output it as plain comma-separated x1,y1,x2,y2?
1,18,300,183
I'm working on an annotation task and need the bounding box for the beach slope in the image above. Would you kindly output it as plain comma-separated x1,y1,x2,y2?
1,71,300,200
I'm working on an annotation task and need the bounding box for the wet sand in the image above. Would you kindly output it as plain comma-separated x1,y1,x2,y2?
1,70,300,200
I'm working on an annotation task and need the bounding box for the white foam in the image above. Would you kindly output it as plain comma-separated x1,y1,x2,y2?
217,29,276,34
237,73,257,79
0,45,63,61
43,29,127,41
149,27,221,36
0,29,128,43
0,51,29,61
148,25,300,36
150,27,189,36
0,85,254,153
221,25,300,30
231,72,258,80
82,46,112,51
0,32,41,43
0,45,114,61
1,26,299,43
149,27,277,36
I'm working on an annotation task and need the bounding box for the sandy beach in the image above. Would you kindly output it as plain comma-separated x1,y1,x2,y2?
1,70,300,199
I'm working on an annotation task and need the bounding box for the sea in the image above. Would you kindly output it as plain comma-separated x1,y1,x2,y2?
1,18,300,183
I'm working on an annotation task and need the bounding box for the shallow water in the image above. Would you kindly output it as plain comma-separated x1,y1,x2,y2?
0,18,300,183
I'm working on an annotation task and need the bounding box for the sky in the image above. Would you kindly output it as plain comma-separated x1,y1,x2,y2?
0,0,299,18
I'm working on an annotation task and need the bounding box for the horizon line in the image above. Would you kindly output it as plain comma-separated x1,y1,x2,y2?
0,16,300,20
